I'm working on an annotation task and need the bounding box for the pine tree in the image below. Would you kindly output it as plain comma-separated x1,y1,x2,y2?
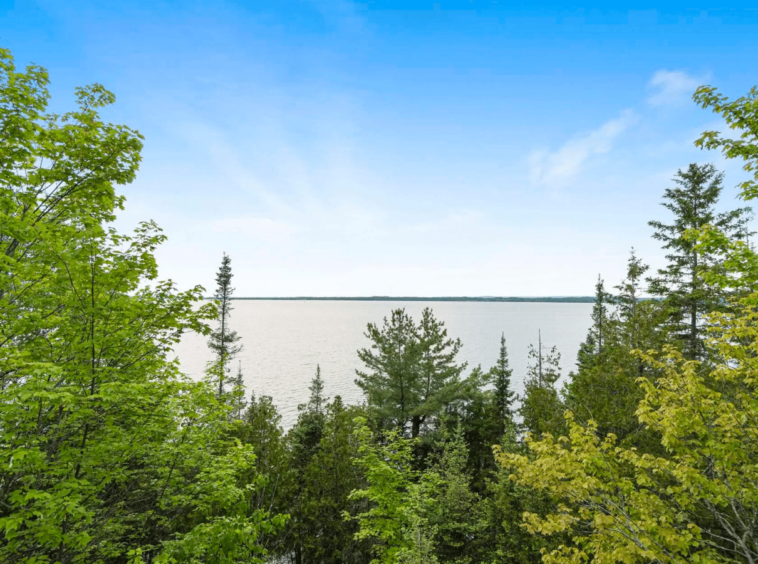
208,252,243,395
648,163,753,359
356,308,467,438
489,333,516,436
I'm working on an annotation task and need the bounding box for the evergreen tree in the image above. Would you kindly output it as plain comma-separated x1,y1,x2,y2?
615,249,650,349
294,397,372,564
576,275,613,372
308,364,327,414
648,163,753,359
413,308,468,438
284,367,330,564
564,254,665,447
519,332,564,437
489,333,516,432
208,253,243,395
235,391,294,558
356,308,466,438
230,360,247,420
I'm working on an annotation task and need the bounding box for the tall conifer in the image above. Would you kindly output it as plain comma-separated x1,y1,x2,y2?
648,163,753,359
208,252,243,395
489,333,516,436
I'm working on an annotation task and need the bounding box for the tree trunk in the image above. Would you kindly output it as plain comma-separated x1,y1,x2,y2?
411,415,421,438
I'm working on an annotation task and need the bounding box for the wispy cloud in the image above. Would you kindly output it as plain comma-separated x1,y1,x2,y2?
529,110,637,188
647,70,704,107
211,217,300,243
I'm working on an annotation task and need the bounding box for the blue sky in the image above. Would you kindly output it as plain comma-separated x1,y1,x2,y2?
3,1,758,296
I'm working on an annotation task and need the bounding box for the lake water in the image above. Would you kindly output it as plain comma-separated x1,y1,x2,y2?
173,300,594,427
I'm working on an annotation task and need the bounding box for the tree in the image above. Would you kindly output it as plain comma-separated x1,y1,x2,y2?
348,420,438,564
236,391,291,551
694,85,758,201
575,275,613,372
309,364,327,414
230,361,247,420
208,253,242,395
489,333,516,436
426,426,486,564
0,48,285,563
519,332,564,437
356,308,467,438
294,397,371,564
283,366,330,564
648,163,752,359
615,249,650,349
564,253,668,448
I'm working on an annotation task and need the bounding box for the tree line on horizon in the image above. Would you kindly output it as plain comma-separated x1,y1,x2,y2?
2,45,758,564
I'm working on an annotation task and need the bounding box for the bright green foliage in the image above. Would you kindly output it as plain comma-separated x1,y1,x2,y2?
356,308,467,438
499,97,758,561
483,428,551,564
0,48,284,563
348,420,425,564
501,298,758,564
695,85,758,201
519,333,564,437
208,253,242,396
648,163,752,359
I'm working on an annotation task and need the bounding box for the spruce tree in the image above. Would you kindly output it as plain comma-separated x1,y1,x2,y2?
489,333,516,436
208,252,243,395
308,364,327,414
648,163,753,359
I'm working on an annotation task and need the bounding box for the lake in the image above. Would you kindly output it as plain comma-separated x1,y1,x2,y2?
173,300,594,427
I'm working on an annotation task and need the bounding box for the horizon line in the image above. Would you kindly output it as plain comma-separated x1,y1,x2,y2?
203,296,597,303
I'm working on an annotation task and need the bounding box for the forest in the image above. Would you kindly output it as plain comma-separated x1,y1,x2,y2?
2,46,758,564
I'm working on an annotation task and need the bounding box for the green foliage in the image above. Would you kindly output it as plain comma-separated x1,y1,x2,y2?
348,420,424,564
563,253,666,447
295,397,370,564
489,333,516,434
356,308,467,438
520,332,564,437
648,163,752,359
695,85,758,201
207,253,242,395
0,48,283,563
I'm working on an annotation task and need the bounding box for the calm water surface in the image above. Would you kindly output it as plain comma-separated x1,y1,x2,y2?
173,301,593,427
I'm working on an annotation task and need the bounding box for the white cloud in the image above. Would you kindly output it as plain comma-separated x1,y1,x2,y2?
529,110,637,188
647,70,704,107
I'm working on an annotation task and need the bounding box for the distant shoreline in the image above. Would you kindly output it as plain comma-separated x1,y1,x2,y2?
205,296,596,303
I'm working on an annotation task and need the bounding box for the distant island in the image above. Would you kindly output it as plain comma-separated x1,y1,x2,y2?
211,296,596,303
